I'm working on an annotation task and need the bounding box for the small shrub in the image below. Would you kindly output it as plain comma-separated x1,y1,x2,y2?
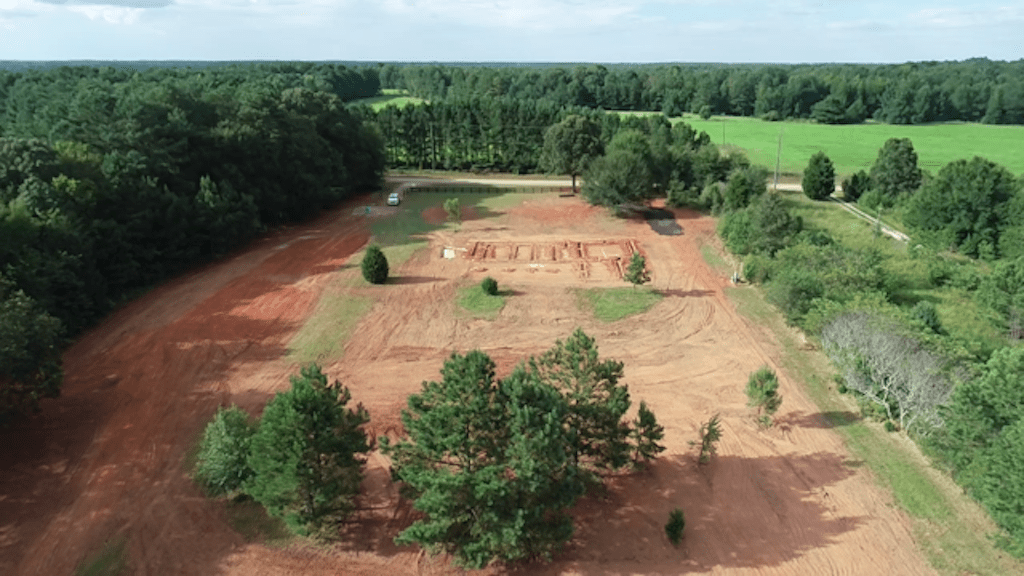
481,276,498,296
912,301,943,334
884,420,898,432
745,366,783,427
665,508,685,546
624,252,651,288
690,413,722,464
742,253,773,284
195,405,256,495
443,197,461,224
361,246,389,284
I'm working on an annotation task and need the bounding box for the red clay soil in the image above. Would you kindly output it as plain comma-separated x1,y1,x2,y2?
421,205,479,225
0,190,935,576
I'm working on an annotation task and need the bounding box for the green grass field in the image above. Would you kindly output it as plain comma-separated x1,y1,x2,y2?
457,284,506,319
675,114,1024,178
348,89,426,111
575,287,663,322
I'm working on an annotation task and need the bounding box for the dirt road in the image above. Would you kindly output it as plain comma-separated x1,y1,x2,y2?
0,185,933,576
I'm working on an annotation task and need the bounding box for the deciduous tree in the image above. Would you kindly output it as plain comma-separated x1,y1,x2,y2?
194,405,256,495
539,114,604,194
904,157,1016,258
0,275,63,419
821,312,954,432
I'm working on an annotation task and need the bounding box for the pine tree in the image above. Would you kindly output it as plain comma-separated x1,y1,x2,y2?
245,364,369,535
745,366,783,427
361,245,389,284
624,252,651,288
801,152,835,201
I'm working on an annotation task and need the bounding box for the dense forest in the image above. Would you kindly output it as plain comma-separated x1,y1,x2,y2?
378,59,1024,125
0,62,385,418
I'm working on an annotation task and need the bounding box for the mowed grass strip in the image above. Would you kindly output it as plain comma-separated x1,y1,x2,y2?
457,285,505,320
287,282,373,363
672,114,1024,178
722,280,1023,576
576,287,663,322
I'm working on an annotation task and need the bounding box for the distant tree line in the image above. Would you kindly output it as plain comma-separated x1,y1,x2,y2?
0,63,385,418
377,59,1024,125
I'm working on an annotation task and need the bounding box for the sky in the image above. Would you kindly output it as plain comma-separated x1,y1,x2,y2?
0,0,1022,63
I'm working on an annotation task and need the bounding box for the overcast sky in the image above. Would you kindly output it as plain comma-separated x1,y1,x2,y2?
1,0,1022,63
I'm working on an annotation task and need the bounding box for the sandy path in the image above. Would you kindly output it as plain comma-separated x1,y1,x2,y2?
0,187,934,576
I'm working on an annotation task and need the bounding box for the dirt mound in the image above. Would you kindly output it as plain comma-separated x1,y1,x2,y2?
0,186,934,576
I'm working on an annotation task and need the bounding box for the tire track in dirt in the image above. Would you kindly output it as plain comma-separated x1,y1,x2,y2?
1,201,376,576
1,188,936,576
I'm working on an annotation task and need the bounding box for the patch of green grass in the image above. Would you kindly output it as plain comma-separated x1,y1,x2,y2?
348,89,426,111
457,285,506,320
724,284,1023,576
699,243,735,276
670,114,1024,178
287,282,373,363
369,189,526,267
780,190,907,254
226,498,293,545
576,287,663,322
75,535,129,576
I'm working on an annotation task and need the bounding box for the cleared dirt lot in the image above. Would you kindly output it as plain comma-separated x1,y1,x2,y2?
0,190,934,575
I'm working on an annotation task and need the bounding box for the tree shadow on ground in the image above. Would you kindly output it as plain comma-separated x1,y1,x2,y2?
327,449,867,574
508,451,863,575
660,288,715,298
387,275,442,285
0,207,369,575
776,409,860,431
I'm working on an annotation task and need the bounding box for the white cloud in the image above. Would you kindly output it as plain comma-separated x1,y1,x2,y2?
912,5,1024,28
66,4,142,22
37,0,172,6
379,0,636,31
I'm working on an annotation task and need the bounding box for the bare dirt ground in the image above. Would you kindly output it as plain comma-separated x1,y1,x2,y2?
0,188,935,576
